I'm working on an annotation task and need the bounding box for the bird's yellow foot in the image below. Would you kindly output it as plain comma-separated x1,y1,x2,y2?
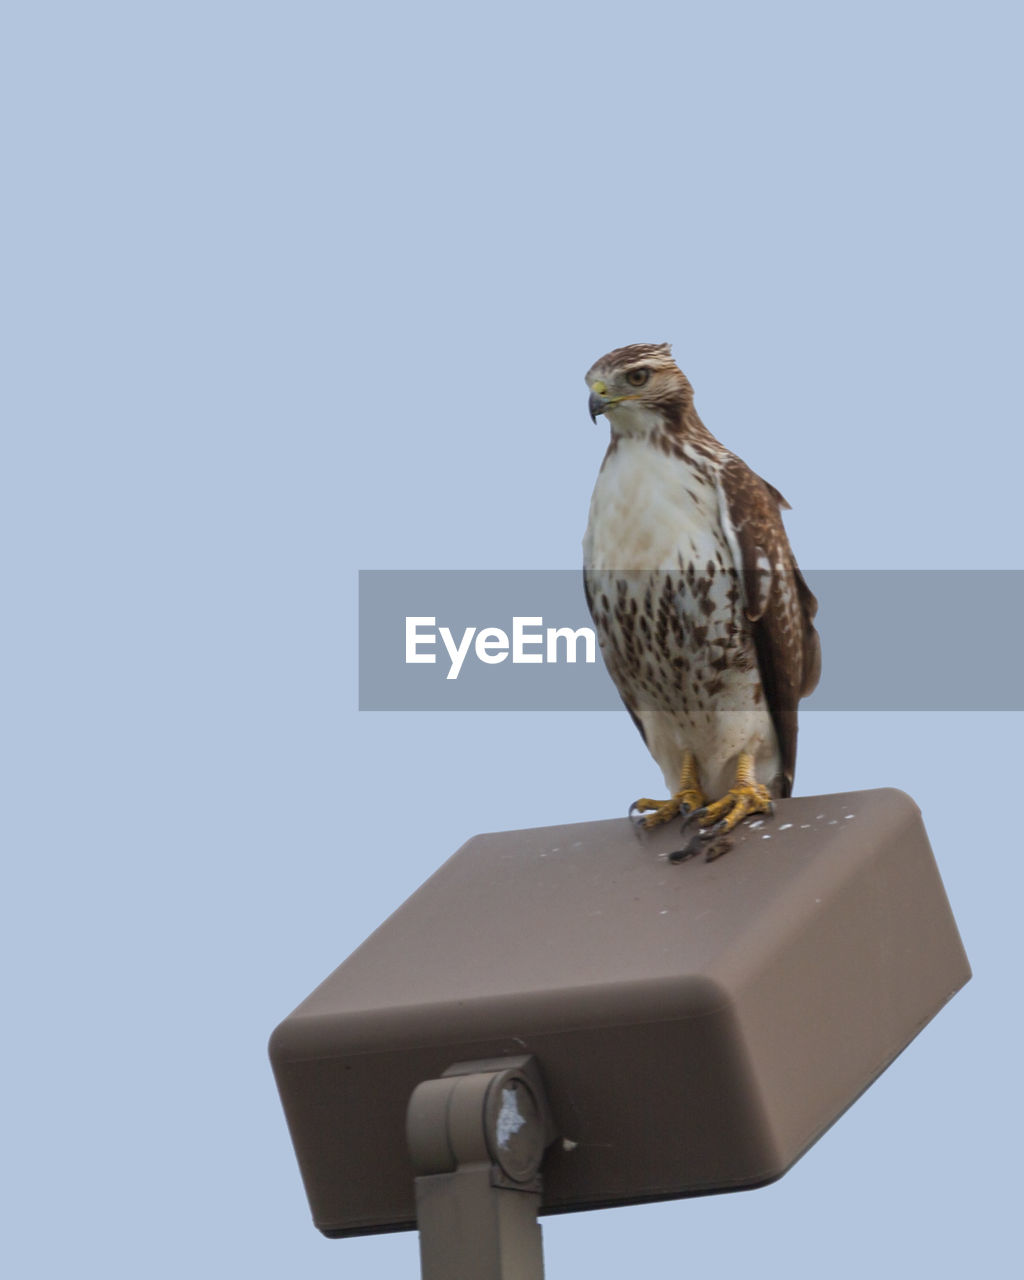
631,790,705,828
698,752,773,836
630,750,705,829
699,782,772,833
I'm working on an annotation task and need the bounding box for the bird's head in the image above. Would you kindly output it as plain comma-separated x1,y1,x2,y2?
585,342,694,436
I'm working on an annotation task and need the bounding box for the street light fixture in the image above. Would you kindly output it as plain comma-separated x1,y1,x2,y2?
270,788,969,1276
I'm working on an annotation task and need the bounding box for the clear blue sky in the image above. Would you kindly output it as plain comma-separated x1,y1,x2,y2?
4,3,1020,1276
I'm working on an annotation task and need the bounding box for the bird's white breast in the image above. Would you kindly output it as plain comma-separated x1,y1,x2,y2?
583,437,726,573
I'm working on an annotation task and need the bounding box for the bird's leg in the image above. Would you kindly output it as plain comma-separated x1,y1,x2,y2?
698,752,773,835
630,750,706,829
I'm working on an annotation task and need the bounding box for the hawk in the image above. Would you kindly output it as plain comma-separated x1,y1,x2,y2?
582,343,820,859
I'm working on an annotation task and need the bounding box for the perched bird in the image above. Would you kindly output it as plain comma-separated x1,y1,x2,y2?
582,343,820,858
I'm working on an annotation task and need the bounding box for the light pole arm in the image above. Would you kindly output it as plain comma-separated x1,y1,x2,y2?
407,1056,555,1280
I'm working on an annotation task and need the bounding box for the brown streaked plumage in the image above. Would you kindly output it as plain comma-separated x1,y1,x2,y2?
582,342,820,858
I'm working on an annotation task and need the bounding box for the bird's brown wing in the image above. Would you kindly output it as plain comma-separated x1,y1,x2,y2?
720,457,821,797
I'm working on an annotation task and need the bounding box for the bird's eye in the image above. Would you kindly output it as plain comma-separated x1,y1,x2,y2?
625,368,650,387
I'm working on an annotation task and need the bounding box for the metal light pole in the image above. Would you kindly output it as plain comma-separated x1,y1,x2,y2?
407,1056,555,1279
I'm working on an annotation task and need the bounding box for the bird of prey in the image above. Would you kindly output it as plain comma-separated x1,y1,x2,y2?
582,343,820,859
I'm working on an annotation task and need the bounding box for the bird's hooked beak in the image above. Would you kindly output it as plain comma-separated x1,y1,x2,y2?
588,380,609,423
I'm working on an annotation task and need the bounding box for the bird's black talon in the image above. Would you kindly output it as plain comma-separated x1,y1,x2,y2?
677,805,706,835
628,803,650,829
